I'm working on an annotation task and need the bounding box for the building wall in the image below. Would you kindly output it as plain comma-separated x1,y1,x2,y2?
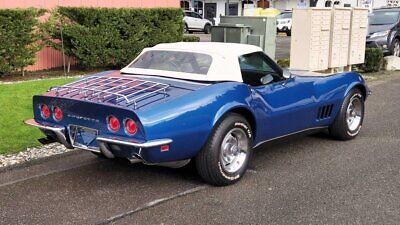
0,0,180,71
0,0,179,9
25,46,76,71
273,0,289,10
200,0,257,23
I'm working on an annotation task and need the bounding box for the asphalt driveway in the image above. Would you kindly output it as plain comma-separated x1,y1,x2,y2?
0,75,399,225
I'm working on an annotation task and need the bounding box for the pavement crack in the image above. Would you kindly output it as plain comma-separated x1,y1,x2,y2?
95,185,208,225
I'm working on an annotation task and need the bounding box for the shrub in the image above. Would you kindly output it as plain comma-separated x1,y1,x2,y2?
46,7,184,69
360,48,384,72
277,58,290,68
182,35,200,42
0,8,45,75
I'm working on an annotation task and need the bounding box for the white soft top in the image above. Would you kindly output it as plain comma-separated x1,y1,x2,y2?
120,42,263,82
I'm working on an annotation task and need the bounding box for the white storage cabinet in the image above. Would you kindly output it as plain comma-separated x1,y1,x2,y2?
290,8,332,71
329,8,352,68
348,8,368,65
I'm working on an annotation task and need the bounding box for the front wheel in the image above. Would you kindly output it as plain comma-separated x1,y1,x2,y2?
392,39,400,57
329,89,365,140
286,29,291,36
195,113,253,186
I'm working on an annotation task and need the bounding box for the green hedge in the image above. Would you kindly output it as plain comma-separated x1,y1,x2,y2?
182,35,200,42
46,7,184,68
276,58,290,68
360,48,384,73
0,8,45,75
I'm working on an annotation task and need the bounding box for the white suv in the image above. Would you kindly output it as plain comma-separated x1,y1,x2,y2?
183,11,213,34
277,11,292,36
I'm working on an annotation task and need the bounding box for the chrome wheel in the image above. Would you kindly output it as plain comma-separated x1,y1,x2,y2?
346,96,362,131
220,128,249,173
394,40,400,57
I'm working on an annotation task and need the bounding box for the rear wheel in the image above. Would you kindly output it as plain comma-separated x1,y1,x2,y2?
204,24,211,34
184,23,189,34
329,89,365,140
195,113,252,186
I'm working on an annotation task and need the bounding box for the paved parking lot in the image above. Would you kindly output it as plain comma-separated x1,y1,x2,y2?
189,33,291,59
1,75,399,224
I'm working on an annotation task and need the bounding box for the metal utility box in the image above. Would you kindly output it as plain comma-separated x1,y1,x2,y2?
329,8,352,68
211,24,251,44
290,8,332,71
247,34,265,48
348,8,368,65
214,16,277,59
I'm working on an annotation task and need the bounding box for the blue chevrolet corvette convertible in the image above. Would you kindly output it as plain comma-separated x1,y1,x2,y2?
25,42,369,186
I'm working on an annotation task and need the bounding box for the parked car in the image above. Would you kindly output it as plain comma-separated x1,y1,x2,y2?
367,7,400,56
183,10,212,34
277,11,292,36
25,42,369,186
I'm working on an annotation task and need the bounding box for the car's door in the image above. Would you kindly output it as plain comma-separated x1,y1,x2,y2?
192,12,205,29
185,12,196,29
239,52,318,141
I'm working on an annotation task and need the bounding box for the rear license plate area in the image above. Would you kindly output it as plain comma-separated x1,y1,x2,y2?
68,125,99,151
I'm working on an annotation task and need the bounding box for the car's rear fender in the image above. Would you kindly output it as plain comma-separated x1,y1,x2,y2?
136,82,254,163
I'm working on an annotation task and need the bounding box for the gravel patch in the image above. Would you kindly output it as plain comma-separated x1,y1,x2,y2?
0,143,75,168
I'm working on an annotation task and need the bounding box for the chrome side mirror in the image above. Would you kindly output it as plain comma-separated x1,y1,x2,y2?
282,69,292,79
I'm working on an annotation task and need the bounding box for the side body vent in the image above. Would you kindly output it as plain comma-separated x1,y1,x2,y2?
317,104,334,120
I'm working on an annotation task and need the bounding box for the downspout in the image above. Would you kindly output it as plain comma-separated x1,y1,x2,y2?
226,0,230,16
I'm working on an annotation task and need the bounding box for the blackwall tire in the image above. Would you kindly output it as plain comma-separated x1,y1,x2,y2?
195,113,253,186
204,24,211,34
329,89,365,140
184,24,189,34
392,39,400,57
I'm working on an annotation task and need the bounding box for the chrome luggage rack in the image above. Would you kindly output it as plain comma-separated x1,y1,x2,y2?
50,76,169,109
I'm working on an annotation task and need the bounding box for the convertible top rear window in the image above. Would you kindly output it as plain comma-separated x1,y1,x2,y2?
130,50,212,75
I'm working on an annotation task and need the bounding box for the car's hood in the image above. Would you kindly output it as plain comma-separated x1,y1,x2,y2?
368,24,395,35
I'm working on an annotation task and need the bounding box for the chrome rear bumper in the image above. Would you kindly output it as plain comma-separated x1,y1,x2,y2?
24,119,74,149
96,137,172,148
24,119,172,157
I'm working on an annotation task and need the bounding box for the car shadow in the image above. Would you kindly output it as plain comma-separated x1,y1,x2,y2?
69,129,334,186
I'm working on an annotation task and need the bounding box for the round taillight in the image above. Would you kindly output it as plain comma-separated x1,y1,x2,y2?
124,118,137,135
40,104,50,119
53,106,63,121
107,116,120,132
